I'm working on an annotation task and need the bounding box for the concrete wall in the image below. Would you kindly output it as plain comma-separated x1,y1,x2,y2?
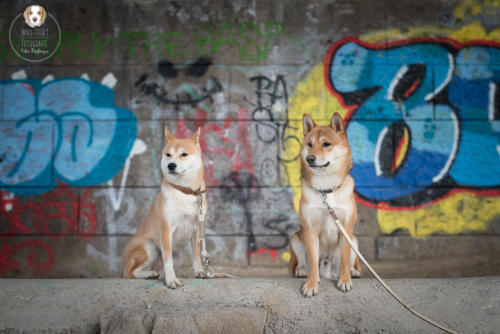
0,0,499,277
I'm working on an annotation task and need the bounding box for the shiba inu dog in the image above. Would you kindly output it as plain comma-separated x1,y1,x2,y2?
122,127,208,288
289,112,361,297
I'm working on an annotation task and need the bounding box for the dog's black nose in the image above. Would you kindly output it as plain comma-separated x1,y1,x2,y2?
168,163,177,171
306,155,316,164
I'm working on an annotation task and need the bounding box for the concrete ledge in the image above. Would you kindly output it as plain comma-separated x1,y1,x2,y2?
0,277,499,333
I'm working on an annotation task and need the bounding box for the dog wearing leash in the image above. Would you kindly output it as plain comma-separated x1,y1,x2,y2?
122,127,208,288
289,112,361,297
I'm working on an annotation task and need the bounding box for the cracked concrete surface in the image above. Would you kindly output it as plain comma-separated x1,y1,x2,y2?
0,277,499,333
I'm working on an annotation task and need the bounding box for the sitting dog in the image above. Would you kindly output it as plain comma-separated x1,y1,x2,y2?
289,112,361,297
24,5,47,28
122,127,208,288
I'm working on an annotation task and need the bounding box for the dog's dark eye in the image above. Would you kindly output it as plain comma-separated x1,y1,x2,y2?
181,153,188,157
38,11,41,15
166,153,171,157
307,142,312,147
322,142,331,147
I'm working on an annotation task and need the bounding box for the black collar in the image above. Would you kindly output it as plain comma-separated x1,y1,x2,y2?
316,184,342,195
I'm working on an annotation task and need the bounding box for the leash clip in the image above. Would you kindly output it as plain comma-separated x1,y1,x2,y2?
319,190,332,211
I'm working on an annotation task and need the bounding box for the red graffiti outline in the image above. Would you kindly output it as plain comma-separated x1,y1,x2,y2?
0,240,54,275
323,37,500,211
1,186,97,237
248,247,278,261
0,185,97,275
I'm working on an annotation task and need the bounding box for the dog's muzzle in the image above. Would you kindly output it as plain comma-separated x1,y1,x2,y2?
307,155,330,168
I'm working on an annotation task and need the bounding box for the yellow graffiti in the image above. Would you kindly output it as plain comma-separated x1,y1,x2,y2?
285,18,500,236
360,22,500,44
454,0,484,22
453,0,500,23
378,193,500,236
281,251,291,263
285,64,349,211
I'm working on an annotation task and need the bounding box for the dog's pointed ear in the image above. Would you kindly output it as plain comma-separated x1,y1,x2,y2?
164,127,175,142
192,127,201,146
303,114,316,135
330,112,344,133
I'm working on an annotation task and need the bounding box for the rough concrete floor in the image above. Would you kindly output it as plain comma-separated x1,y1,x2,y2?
0,276,499,334
173,254,500,280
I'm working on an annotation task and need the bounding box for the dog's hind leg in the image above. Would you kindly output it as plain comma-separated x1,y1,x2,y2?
124,240,160,279
191,230,205,278
290,232,308,278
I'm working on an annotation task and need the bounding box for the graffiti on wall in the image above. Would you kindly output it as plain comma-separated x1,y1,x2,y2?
326,38,500,206
135,58,224,111
246,74,301,186
0,186,97,275
175,108,294,256
286,31,500,236
0,70,137,275
0,21,310,63
0,71,137,195
4,0,500,275
170,70,299,261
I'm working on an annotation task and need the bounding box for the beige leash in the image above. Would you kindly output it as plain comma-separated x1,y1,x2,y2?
319,192,457,334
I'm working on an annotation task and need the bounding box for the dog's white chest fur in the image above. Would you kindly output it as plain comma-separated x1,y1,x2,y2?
161,185,199,243
301,176,355,248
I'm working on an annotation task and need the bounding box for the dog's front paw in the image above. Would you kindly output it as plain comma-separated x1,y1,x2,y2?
337,277,353,292
165,276,183,289
301,279,319,297
350,268,361,278
295,266,308,278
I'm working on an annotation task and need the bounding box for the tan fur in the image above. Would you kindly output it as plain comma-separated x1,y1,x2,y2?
122,127,207,288
290,112,361,297
123,244,147,278
23,8,29,25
